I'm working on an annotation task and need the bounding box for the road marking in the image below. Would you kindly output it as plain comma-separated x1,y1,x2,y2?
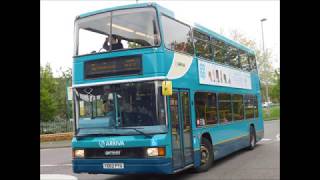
40,174,77,180
41,165,56,167
41,147,71,151
261,138,272,141
276,134,280,141
41,164,72,167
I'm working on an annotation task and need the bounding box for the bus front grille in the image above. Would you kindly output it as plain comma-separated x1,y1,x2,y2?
84,147,146,159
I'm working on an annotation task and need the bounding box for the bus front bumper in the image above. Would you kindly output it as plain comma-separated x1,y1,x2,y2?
72,158,172,174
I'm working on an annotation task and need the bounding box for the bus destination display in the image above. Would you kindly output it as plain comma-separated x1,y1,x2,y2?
85,56,142,79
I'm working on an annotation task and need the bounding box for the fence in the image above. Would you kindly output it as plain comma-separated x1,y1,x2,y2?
40,120,73,134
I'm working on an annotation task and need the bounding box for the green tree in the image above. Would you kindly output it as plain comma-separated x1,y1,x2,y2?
229,29,257,49
270,68,280,103
53,67,72,121
256,49,274,102
228,30,277,102
40,63,73,123
40,63,57,122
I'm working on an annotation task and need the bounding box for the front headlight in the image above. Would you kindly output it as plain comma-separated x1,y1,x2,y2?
73,149,84,158
146,147,165,157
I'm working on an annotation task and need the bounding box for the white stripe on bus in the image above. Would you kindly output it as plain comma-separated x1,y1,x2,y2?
72,76,166,88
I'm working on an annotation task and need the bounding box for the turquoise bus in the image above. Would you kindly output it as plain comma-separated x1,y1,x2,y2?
71,3,263,174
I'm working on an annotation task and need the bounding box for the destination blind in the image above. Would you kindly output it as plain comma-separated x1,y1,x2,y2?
85,55,142,79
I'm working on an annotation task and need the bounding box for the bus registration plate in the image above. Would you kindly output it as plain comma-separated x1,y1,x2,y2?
103,163,124,169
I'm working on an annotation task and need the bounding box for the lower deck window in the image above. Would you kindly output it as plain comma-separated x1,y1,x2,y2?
232,94,244,121
195,92,259,126
218,94,232,123
195,92,218,126
244,95,255,119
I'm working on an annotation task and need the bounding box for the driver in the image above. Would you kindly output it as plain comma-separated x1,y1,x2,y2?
103,35,123,51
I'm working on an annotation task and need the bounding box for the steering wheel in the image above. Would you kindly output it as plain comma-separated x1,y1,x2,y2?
98,48,105,52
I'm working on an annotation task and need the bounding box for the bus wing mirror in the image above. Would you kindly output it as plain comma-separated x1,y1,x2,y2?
162,81,172,96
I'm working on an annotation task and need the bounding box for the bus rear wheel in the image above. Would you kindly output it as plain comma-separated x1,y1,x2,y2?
248,126,256,150
195,138,213,172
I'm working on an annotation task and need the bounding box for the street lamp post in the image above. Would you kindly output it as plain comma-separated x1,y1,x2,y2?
261,18,266,51
260,18,270,117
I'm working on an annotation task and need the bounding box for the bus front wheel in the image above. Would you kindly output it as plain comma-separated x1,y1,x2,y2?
195,138,213,172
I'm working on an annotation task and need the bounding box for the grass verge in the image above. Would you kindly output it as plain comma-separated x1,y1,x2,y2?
263,105,280,121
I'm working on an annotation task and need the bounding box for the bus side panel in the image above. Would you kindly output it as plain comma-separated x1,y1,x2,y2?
141,51,166,76
209,121,250,160
167,56,264,164
73,61,82,84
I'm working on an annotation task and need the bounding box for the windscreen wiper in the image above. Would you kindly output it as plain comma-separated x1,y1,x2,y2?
119,127,152,138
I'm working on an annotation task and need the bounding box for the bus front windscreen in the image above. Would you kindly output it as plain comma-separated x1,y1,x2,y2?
75,7,160,56
74,81,166,136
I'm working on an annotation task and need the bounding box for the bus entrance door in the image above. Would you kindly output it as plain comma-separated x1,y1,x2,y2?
170,90,193,170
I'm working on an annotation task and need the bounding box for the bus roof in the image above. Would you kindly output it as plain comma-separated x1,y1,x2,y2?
78,2,174,19
78,3,254,55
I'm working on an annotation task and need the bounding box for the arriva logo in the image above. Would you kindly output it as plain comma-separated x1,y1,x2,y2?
98,140,125,148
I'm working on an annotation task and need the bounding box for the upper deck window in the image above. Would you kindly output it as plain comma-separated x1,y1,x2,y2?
248,55,257,71
161,15,194,55
211,38,227,64
193,30,213,60
75,7,160,56
226,45,240,68
239,50,251,71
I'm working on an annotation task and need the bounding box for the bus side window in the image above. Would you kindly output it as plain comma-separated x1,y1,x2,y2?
248,55,257,71
161,15,194,55
239,50,251,71
244,94,254,119
211,38,227,64
218,93,232,123
226,45,240,68
254,95,259,119
232,94,244,121
193,30,213,60
195,92,218,126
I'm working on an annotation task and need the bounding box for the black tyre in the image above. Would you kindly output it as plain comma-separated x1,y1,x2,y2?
248,126,256,150
195,138,214,172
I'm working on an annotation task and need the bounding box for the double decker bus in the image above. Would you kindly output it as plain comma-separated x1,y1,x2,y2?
72,3,263,174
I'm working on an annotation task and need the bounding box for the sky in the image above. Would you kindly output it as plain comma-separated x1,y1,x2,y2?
40,0,279,77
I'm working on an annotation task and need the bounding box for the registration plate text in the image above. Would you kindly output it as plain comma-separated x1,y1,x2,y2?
103,163,124,169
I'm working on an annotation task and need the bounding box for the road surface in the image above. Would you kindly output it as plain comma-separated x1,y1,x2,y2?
41,120,279,180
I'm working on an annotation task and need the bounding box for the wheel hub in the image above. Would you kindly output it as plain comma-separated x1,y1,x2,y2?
251,134,255,146
200,145,209,164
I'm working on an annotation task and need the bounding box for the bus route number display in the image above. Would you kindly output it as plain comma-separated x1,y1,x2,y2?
85,55,142,79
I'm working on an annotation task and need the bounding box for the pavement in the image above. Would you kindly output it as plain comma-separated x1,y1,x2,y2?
41,140,72,149
40,120,279,180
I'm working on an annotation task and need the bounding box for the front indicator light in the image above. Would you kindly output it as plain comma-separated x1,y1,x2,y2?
74,149,84,158
146,147,165,157
158,147,165,156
